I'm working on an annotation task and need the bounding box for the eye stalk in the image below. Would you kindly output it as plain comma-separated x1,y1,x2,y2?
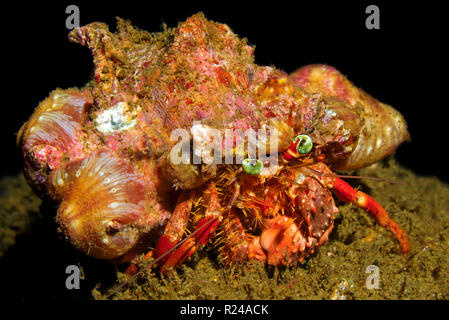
282,134,313,161
295,135,313,154
242,158,263,175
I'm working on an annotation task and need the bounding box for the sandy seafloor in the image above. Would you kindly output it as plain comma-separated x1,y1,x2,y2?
1,160,448,300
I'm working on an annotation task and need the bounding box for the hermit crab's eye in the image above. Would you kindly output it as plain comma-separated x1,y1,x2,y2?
295,135,313,154
242,158,263,175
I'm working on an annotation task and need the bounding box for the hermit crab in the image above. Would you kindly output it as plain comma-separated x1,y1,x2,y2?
17,13,410,273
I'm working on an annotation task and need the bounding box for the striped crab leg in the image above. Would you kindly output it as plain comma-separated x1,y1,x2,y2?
152,191,194,264
329,177,410,253
124,191,194,274
155,182,222,273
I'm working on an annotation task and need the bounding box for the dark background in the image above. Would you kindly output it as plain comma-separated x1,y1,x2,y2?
1,0,448,301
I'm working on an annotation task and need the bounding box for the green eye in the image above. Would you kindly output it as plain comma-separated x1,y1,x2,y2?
295,135,313,154
242,158,263,175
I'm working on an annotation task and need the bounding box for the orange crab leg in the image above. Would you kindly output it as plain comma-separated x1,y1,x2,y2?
159,182,222,273
220,209,267,264
124,191,194,274
160,216,220,272
153,191,194,263
330,177,410,253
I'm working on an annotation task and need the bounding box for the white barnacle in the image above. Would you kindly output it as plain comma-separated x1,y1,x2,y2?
94,102,137,135
75,170,81,178
57,177,64,186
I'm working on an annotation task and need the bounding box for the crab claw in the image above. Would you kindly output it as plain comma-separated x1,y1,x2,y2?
259,216,302,265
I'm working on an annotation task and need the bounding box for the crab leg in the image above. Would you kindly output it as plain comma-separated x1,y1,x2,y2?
220,209,267,263
123,191,194,274
159,182,222,272
152,191,194,263
329,177,410,253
